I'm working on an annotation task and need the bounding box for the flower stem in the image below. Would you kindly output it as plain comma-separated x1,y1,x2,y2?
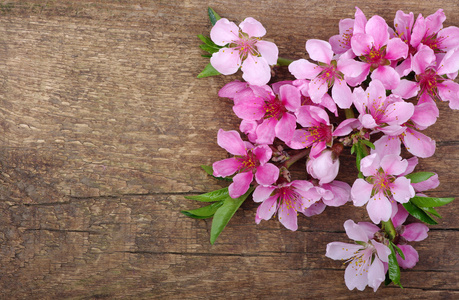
382,219,397,241
344,108,355,119
277,57,294,66
285,149,309,169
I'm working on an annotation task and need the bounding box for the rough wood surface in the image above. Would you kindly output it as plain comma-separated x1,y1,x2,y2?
0,1,457,299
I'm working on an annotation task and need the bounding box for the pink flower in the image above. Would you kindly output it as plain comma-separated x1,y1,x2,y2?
329,18,355,55
212,129,279,198
303,180,351,217
253,180,321,231
306,149,339,184
326,220,391,292
289,39,353,108
210,17,279,86
351,153,415,224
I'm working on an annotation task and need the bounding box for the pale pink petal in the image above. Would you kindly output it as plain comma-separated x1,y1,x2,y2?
252,144,272,165
307,151,339,185
240,120,259,143
391,176,415,203
411,100,439,129
394,10,414,41
378,125,406,136
367,193,392,224
287,129,312,150
438,80,459,110
278,202,298,231
392,79,420,99
321,181,351,207
256,40,279,65
436,26,459,52
402,223,429,241
367,257,385,292
360,153,380,177
255,195,278,221
411,173,439,192
344,251,371,291
403,128,436,158
279,84,301,111
403,157,419,176
309,76,329,103
356,222,380,239
228,171,253,198
344,219,369,242
395,57,413,77
289,59,322,79
385,38,408,60
392,204,409,227
306,39,333,64
397,244,419,269
372,240,391,262
365,15,389,49
437,48,459,75
344,65,370,87
241,55,271,86
302,201,326,216
371,65,400,90
353,7,367,34
411,46,435,74
367,79,387,105
212,158,242,177
380,101,414,126
351,178,373,206
255,163,279,185
255,118,277,145
350,33,374,56
373,135,402,157
329,18,354,54
210,48,241,75
360,114,378,129
210,18,240,46
217,129,247,156
338,58,369,78
239,17,266,37
325,242,363,260
253,185,276,203
333,118,361,137
332,78,353,108
425,9,445,36
218,81,249,98
275,113,297,142
410,15,426,48
380,154,408,176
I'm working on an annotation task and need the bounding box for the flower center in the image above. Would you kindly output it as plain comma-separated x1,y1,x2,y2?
416,68,443,99
307,123,333,145
230,31,260,61
237,150,259,173
263,97,287,120
368,170,395,197
363,46,389,70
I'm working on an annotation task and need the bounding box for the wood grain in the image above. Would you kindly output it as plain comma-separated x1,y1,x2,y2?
0,1,457,299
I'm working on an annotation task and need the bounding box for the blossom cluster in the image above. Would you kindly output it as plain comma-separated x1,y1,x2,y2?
187,7,457,292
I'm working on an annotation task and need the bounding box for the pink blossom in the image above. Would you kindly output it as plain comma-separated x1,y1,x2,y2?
289,39,353,108
212,129,279,198
306,149,339,184
329,18,355,55
303,180,351,217
351,153,415,224
253,180,321,231
326,220,391,291
210,17,279,86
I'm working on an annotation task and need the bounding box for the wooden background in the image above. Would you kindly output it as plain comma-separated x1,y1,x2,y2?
0,0,457,299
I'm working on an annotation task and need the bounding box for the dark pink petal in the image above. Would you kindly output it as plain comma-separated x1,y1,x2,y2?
402,223,429,241
365,15,389,49
425,9,445,36
306,39,333,64
403,128,436,158
255,163,279,185
255,195,278,222
275,113,297,143
411,100,439,129
278,202,298,231
233,98,265,120
289,59,322,79
255,118,277,144
438,80,459,109
256,40,279,65
367,193,392,224
310,141,327,158
326,242,362,260
212,158,242,177
351,178,373,206
411,46,435,74
210,48,241,75
253,144,272,165
218,81,249,99
397,245,419,269
392,79,420,99
385,38,408,60
287,129,312,150
344,219,369,242
332,78,353,108
380,154,408,176
410,14,426,48
210,18,239,46
371,65,400,90
391,176,415,203
392,204,409,227
411,173,439,192
437,48,459,75
351,33,374,56
395,57,412,77
436,26,459,52
217,129,247,156
253,185,276,203
240,120,259,143
279,84,301,111
239,17,266,37
241,55,271,86
228,172,253,198
353,7,367,34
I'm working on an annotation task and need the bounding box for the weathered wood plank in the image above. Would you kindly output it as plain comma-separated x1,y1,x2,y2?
0,0,457,299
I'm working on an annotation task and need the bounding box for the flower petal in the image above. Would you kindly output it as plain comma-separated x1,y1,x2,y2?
391,176,415,203
397,244,419,269
380,154,408,176
367,257,385,292
228,172,253,198
212,158,242,177
241,55,271,86
255,163,279,185
279,84,301,111
402,223,429,241
325,242,363,260
275,112,297,143
403,128,436,158
344,219,369,242
289,59,322,80
217,129,247,155
385,37,408,60
253,185,276,203
371,65,400,90
365,15,389,49
210,48,241,75
367,193,392,224
239,17,266,37
306,39,333,64
255,195,278,222
256,40,279,65
351,178,373,206
210,18,240,46
332,78,353,108
351,33,374,56
278,202,298,231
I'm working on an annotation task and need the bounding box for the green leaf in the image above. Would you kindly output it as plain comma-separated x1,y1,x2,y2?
197,63,221,78
201,54,212,58
410,196,454,208
199,44,221,54
403,201,438,225
210,187,254,244
185,187,230,202
420,206,442,218
387,243,402,287
405,172,435,183
391,242,405,260
208,7,221,26
200,165,232,182
384,272,392,286
360,139,375,149
350,143,355,155
181,201,224,219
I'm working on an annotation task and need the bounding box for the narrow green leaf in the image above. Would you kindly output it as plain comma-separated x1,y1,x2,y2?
384,272,392,286
197,34,216,47
181,201,224,219
404,172,435,184
210,187,254,244
350,143,355,155
391,242,405,260
410,196,454,208
197,63,221,78
420,206,442,218
208,7,221,26
403,201,438,225
360,139,375,149
388,243,402,287
199,44,221,54
201,54,212,58
185,187,229,202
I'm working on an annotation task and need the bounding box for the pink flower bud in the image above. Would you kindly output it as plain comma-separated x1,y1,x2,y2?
306,150,339,184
